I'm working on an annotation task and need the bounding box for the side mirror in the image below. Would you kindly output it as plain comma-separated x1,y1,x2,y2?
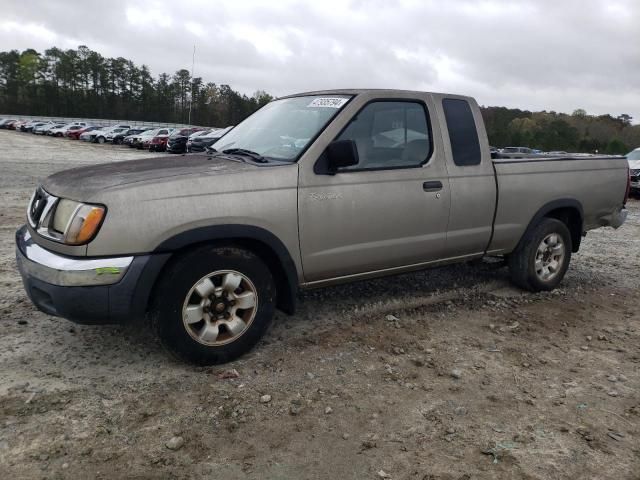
326,139,359,172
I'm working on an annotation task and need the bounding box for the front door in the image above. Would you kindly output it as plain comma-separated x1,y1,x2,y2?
298,98,451,283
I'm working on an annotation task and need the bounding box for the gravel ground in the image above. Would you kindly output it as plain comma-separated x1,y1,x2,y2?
0,130,639,479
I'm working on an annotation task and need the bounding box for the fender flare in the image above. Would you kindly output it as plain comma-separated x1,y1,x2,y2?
153,224,299,314
517,199,584,253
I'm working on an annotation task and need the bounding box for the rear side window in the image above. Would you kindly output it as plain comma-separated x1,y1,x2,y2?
442,98,481,166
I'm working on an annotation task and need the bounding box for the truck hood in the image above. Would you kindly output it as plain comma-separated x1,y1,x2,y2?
42,154,262,201
629,159,640,169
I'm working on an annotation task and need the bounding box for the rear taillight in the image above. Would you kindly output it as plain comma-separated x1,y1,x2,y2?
624,165,630,205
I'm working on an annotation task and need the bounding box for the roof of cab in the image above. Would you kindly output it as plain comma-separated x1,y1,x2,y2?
279,88,471,100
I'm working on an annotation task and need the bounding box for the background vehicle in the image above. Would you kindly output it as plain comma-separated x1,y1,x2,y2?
128,128,157,149
88,125,131,144
15,89,629,365
627,148,640,196
63,125,87,138
49,122,87,137
31,122,55,134
9,120,27,130
113,128,147,145
166,127,205,153
21,121,47,133
40,123,66,135
188,127,233,152
148,129,174,151
0,118,17,128
67,125,101,140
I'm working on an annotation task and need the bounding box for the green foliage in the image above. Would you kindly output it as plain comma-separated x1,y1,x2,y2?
482,106,639,153
1,44,639,152
0,45,271,127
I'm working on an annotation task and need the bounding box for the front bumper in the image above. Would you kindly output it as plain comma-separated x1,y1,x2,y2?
15,226,170,324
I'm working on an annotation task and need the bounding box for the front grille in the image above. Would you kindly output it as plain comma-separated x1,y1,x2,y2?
27,187,62,241
28,188,48,227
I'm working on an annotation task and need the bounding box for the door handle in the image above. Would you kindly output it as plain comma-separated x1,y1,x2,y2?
422,181,443,192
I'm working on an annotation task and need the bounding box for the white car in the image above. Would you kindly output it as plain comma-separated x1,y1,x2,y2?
86,124,132,144
32,121,55,134
49,122,87,137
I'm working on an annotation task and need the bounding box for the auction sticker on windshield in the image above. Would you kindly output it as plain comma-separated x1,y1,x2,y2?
308,97,349,108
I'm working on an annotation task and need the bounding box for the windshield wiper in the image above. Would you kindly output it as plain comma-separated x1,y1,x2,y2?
222,148,269,163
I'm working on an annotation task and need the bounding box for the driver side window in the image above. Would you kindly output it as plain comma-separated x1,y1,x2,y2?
337,101,431,171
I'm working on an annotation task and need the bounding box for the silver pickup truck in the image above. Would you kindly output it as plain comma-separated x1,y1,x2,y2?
16,89,630,364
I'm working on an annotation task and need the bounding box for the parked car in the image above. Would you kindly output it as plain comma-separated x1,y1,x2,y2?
62,125,88,138
127,128,156,149
80,124,130,143
49,122,87,137
627,148,640,196
147,129,174,151
9,120,27,131
129,128,165,150
15,89,630,365
166,127,206,153
31,121,54,134
104,127,131,143
38,123,65,135
0,118,17,129
113,128,148,145
189,127,233,153
67,126,102,140
21,120,47,133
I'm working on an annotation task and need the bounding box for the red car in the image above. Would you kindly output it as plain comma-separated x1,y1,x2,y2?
149,133,172,152
8,120,26,130
67,126,100,140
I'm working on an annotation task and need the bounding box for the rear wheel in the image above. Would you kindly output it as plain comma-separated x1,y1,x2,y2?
97,136,105,144
508,218,572,291
151,245,276,365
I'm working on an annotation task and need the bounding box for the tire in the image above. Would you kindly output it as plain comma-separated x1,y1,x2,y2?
151,245,276,365
97,136,105,144
508,217,572,291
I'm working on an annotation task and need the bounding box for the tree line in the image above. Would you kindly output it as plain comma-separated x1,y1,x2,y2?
482,106,639,154
0,45,638,153
0,45,272,127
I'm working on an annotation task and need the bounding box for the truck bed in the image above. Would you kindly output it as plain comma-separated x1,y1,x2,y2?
488,154,628,253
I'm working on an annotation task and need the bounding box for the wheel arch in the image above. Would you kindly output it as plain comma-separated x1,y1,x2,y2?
149,225,299,315
518,199,584,253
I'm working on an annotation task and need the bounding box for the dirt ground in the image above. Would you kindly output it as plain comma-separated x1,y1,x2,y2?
0,129,638,480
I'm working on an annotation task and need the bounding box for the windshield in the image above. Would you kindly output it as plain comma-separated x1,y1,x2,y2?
213,95,352,161
627,149,640,161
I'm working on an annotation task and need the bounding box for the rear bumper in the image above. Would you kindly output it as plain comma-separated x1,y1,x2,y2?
15,226,170,324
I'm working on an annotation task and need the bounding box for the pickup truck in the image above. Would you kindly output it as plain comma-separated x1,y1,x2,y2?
15,89,630,364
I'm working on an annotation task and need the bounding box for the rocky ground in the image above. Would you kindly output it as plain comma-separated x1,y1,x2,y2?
0,130,638,479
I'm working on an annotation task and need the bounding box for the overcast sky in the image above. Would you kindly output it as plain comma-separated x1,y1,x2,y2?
1,0,638,120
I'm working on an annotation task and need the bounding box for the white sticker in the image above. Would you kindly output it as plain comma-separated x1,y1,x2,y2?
307,97,349,108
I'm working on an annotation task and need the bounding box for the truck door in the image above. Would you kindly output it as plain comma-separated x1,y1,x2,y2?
298,96,451,283
436,97,497,257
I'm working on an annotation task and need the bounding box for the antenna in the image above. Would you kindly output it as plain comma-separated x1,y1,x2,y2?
187,45,196,126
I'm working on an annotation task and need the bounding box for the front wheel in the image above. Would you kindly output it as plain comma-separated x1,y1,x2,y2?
151,246,276,365
96,136,105,144
508,218,572,291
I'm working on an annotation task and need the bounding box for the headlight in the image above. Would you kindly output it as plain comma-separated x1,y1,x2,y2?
50,199,106,245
